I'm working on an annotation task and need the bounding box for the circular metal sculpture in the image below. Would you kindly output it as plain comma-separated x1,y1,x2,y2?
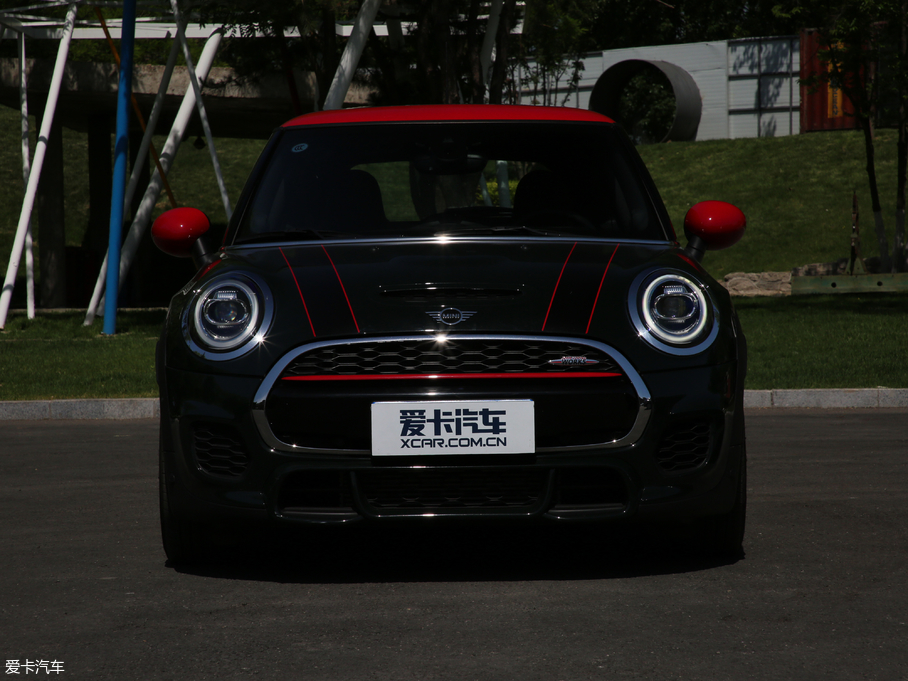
589,59,702,142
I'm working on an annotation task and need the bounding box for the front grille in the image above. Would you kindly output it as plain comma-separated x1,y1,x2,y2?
264,336,640,452
655,420,713,473
280,339,621,378
357,468,548,511
193,425,250,477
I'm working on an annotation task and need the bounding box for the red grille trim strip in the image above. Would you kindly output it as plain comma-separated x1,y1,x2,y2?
282,372,622,382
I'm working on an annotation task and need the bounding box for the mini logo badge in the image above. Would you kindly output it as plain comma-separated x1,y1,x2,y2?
427,308,476,326
548,356,598,366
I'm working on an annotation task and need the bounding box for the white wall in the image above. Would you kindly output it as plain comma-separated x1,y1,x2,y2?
519,36,800,141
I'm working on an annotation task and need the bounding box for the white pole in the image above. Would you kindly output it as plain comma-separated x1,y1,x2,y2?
84,29,184,326
84,29,224,322
171,0,231,220
19,30,36,319
0,2,78,330
322,0,382,110
124,28,181,215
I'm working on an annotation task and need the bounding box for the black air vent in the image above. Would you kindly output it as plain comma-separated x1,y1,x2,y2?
655,420,713,473
193,425,250,477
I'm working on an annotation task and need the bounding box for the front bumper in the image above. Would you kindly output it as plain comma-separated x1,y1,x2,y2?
160,346,743,528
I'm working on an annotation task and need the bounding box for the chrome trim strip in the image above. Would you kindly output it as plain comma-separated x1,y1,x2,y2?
252,334,652,455
230,236,673,252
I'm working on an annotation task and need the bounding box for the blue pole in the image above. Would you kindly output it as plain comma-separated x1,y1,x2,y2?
103,0,137,335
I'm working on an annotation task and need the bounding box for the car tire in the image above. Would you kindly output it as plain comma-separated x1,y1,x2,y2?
698,450,747,559
159,442,211,565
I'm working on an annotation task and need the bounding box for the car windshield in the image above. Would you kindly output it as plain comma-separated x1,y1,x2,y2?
233,120,670,244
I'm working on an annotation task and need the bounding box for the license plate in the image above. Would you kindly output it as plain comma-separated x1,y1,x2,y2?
371,400,535,456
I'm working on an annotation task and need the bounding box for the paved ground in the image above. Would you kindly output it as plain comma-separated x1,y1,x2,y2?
1,410,906,680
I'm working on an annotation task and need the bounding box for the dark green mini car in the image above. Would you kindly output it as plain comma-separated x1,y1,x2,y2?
153,104,747,564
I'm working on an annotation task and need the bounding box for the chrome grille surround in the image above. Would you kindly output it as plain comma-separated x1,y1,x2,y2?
253,334,652,455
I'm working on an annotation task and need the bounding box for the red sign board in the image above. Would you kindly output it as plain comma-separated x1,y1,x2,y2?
800,29,860,132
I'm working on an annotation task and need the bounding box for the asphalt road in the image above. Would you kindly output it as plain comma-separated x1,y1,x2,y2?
1,410,906,681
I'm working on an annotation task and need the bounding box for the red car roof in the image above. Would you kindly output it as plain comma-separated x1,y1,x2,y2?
283,104,614,127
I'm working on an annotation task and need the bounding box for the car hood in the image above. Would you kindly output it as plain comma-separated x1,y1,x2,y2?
229,239,690,340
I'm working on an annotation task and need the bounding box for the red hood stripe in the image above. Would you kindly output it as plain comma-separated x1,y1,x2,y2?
279,247,316,337
542,242,577,331
586,243,620,334
322,245,360,333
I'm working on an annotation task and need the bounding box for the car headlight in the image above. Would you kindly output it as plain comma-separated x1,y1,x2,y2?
629,270,717,354
185,274,273,359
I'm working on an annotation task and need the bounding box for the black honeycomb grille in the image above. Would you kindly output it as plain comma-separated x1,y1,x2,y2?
281,339,620,378
655,421,713,473
193,425,250,478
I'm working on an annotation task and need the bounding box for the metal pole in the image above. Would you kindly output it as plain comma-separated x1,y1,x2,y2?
102,0,137,336
0,2,78,331
83,29,183,327
86,29,224,321
171,0,231,219
124,30,181,213
322,0,382,110
19,30,35,319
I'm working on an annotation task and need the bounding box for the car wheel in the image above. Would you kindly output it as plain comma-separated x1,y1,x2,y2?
698,451,747,559
159,441,211,565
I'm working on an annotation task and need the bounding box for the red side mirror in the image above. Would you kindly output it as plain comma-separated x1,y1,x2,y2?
682,201,745,262
152,207,211,257
684,200,746,250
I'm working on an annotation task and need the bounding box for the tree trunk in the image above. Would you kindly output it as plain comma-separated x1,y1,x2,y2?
84,114,112,253
36,118,66,308
487,0,516,105
893,0,907,272
275,23,303,116
860,115,891,272
465,0,485,104
315,9,339,110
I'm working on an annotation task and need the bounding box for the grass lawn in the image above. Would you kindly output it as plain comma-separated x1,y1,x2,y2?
2,293,906,401
0,310,163,400
734,293,908,390
638,128,903,280
1,106,906,398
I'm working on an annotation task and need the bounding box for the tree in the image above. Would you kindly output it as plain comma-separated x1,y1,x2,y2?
585,0,801,50
193,0,527,108
516,0,592,107
780,0,908,272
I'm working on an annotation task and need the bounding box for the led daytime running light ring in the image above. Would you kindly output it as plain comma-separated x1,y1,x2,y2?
627,268,718,356
194,278,259,349
641,274,708,344
183,272,274,360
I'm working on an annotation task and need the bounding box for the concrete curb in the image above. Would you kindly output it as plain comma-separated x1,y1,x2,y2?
743,388,908,409
0,399,161,421
1,390,907,420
